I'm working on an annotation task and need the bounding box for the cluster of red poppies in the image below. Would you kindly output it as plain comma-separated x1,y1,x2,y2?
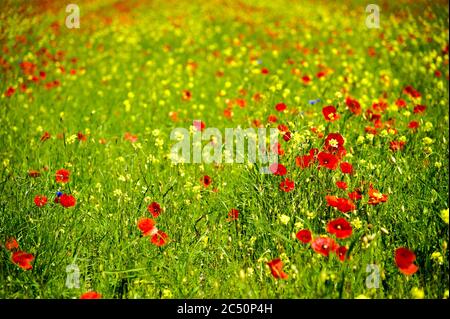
32,168,77,209
137,201,169,247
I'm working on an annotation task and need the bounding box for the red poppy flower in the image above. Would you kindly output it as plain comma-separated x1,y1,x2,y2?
389,140,406,152
236,98,246,108
336,181,348,190
316,70,326,78
372,101,388,113
55,169,70,183
277,124,289,132
322,105,340,122
365,126,378,135
318,152,339,170
223,108,233,119
335,246,348,261
345,97,362,115
147,202,162,218
325,195,339,207
396,98,407,108
124,132,138,142
201,175,212,187
267,258,288,279
182,90,192,101
194,120,206,132
279,178,295,192
336,198,356,213
137,217,156,236
348,189,363,201
301,75,311,84
395,247,419,275
227,208,239,221
5,237,19,251
296,229,312,244
368,185,388,205
11,250,34,270
324,133,346,158
295,154,314,168
28,169,40,178
34,195,48,207
5,86,15,97
340,162,353,174
413,105,426,114
261,68,269,75
267,114,277,123
272,143,285,156
40,131,51,142
270,163,287,176
311,237,339,257
275,102,287,112
151,230,168,247
77,132,87,142
60,194,76,208
327,218,352,239
408,121,419,129
80,292,102,299
283,132,291,141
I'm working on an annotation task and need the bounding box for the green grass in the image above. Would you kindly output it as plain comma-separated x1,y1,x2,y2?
0,0,448,299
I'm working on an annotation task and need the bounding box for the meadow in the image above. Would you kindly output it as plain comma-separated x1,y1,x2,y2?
0,0,449,299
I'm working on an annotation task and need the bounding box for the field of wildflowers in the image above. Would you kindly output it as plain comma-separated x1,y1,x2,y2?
0,0,449,299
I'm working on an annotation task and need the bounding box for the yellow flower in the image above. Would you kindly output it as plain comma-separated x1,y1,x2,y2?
351,218,363,229
441,209,449,224
422,137,434,145
279,214,290,225
411,287,425,299
162,289,173,298
431,252,444,265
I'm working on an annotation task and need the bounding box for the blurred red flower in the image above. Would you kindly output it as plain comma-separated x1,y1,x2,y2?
296,229,312,244
147,202,162,218
395,247,419,275
34,195,48,207
5,237,19,251
318,152,339,170
137,217,156,236
311,237,338,257
340,162,353,174
327,218,352,239
11,251,34,270
368,185,388,205
55,169,70,183
345,97,361,115
151,230,168,246
270,163,287,176
40,131,51,142
60,194,76,208
279,178,295,192
267,258,288,279
322,106,340,122
80,291,102,299
275,102,287,112
413,105,426,114
335,246,348,261
389,141,406,152
201,175,212,187
227,208,239,221
336,181,348,190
